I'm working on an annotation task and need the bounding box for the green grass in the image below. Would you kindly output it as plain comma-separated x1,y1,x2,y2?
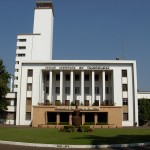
0,126,150,145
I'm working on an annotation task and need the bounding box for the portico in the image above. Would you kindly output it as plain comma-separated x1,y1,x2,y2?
41,65,114,107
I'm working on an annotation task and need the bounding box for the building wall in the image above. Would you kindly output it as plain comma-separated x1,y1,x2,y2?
33,8,54,60
32,106,122,128
15,61,138,126
138,92,150,99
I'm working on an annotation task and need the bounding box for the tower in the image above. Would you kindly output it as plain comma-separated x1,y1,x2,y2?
15,0,54,125
14,0,54,92
33,0,54,60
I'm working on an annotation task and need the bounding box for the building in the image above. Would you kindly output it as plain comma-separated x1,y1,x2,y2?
5,1,140,127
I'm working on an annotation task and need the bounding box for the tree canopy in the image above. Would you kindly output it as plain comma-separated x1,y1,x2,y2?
0,59,10,111
138,98,150,126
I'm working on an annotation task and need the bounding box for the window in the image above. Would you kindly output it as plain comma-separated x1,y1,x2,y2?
46,74,49,81
56,74,60,81
14,85,18,88
28,69,33,77
65,74,70,81
15,77,18,80
95,74,99,81
75,87,80,94
85,74,89,81
75,74,80,81
15,69,19,72
105,74,109,81
122,84,128,91
65,87,70,94
7,113,16,120
123,113,128,121
123,98,128,105
106,87,109,94
84,87,89,94
56,87,60,94
26,112,31,120
46,87,49,94
27,83,32,91
17,54,25,57
122,70,127,77
26,98,32,105
95,87,99,94
18,39,26,42
16,61,19,64
17,46,26,49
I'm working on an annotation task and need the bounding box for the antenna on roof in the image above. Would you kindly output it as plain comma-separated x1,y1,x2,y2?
121,34,125,60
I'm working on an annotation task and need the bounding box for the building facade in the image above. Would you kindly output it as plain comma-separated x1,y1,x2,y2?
6,1,140,127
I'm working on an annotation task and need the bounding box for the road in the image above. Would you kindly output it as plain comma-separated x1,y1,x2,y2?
0,144,150,150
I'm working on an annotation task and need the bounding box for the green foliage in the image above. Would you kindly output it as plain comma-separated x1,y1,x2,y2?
101,100,115,106
47,122,57,125
138,98,150,126
59,125,75,132
96,122,108,125
58,122,69,125
71,101,75,106
83,122,95,125
78,125,94,132
55,100,61,106
0,59,10,111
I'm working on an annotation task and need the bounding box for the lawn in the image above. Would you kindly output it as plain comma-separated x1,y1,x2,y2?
0,126,150,145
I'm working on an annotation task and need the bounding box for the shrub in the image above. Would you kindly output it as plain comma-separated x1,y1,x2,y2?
96,122,108,125
59,122,69,125
55,100,61,106
47,122,57,125
59,125,75,132
80,125,94,132
84,122,95,125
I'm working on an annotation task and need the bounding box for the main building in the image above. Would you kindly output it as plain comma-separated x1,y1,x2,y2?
6,1,139,127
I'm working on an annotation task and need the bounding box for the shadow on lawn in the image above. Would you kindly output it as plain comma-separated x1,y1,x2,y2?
72,134,150,146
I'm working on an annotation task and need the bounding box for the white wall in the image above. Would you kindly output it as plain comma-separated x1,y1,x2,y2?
33,9,54,60
138,92,150,99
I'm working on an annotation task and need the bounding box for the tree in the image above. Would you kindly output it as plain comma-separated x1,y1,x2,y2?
138,98,150,126
0,59,10,111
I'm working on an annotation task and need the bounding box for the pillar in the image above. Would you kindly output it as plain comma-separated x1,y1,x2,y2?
94,113,98,125
49,71,53,103
92,71,95,106
82,113,85,125
56,112,60,125
70,71,74,103
102,71,105,102
81,71,84,105
69,113,72,125
60,71,63,104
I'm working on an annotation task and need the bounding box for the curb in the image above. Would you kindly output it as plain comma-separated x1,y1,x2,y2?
0,140,150,149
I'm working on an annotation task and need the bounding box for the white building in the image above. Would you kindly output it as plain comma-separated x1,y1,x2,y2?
5,0,141,127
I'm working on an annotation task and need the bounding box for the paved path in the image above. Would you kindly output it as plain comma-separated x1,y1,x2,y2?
0,144,150,150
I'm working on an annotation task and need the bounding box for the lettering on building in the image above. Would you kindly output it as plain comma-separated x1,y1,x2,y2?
45,66,109,70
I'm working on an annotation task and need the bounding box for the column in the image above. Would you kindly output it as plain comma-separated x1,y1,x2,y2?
69,113,72,125
45,112,48,124
81,71,84,105
70,71,74,103
60,71,63,104
102,71,105,102
94,113,98,125
41,71,44,103
92,71,95,106
39,71,42,103
49,71,53,103
56,112,60,125
82,113,85,125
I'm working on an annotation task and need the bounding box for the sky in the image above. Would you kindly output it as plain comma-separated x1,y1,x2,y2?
0,0,150,91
